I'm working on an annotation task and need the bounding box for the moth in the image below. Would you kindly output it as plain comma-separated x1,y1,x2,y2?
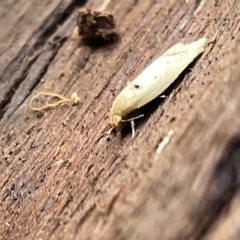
110,37,207,135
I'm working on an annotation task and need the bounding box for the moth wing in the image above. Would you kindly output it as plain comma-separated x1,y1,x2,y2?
119,37,207,110
111,38,207,118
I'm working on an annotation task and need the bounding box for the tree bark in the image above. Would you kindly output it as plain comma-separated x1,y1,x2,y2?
1,0,240,239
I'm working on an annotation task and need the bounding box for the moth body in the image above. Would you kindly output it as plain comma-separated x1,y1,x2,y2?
110,37,207,130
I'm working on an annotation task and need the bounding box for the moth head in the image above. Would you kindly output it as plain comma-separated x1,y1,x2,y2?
111,114,124,130
110,113,144,131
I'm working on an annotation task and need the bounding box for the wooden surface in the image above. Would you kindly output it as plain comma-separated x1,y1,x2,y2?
1,0,240,239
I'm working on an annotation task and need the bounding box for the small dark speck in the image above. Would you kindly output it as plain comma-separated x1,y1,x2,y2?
169,117,176,123
36,112,44,119
53,35,62,43
110,88,116,96
13,195,18,201
134,84,140,89
11,184,15,191
59,72,65,78
47,165,52,171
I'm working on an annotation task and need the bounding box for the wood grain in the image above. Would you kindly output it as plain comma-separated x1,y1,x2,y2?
0,0,240,239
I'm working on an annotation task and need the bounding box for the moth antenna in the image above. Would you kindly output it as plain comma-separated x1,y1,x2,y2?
121,114,144,123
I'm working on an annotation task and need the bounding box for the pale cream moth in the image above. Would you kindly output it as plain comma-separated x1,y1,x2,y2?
110,38,207,134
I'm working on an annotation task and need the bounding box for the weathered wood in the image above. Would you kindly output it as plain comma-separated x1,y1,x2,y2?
0,0,240,239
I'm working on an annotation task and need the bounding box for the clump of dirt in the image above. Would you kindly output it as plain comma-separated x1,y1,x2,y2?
77,9,119,45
